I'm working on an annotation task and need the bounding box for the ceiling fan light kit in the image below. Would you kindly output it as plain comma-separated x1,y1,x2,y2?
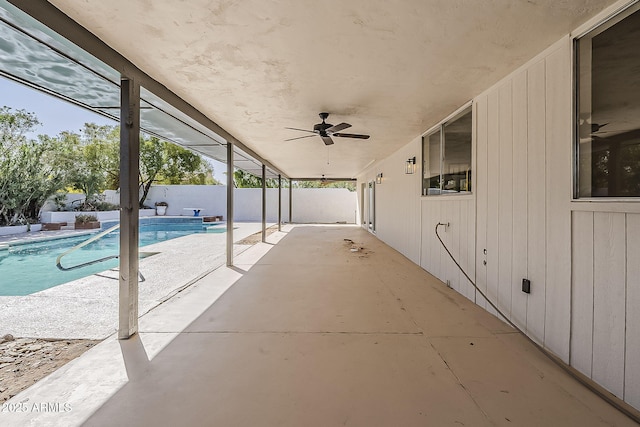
285,112,370,146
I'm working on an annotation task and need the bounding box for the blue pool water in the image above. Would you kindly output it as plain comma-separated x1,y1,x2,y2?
0,219,224,296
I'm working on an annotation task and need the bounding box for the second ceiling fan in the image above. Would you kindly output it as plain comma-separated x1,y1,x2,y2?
286,112,370,145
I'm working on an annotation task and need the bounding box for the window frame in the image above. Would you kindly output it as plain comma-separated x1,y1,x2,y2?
573,1,640,200
421,103,473,197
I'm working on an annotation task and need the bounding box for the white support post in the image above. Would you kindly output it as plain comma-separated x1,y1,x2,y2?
289,179,293,224
278,174,282,232
262,164,266,243
226,143,234,266
118,77,140,340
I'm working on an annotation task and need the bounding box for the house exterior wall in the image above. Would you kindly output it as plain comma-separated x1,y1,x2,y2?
365,138,422,265
472,39,573,360
357,0,640,410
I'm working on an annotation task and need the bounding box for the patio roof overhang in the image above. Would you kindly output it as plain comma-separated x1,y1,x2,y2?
0,0,624,340
0,0,283,180
2,0,618,180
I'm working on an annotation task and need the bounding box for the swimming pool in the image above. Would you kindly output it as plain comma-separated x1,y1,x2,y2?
0,218,224,296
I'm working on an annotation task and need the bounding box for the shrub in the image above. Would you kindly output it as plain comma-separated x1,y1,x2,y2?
75,214,98,224
0,108,73,226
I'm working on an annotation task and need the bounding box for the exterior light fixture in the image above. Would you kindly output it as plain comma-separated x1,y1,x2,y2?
376,173,383,184
405,157,416,174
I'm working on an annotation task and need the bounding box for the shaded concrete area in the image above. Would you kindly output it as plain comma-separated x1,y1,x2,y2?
2,226,636,426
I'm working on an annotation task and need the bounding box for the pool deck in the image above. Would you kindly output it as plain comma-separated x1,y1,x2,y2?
0,222,271,340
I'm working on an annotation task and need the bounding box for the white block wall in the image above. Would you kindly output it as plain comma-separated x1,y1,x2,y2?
357,0,640,410
143,186,357,224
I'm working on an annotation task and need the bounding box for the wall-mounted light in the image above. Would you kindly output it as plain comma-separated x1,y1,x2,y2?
405,157,416,174
376,173,383,184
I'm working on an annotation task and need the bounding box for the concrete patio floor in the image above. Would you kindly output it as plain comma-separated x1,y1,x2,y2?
1,225,636,426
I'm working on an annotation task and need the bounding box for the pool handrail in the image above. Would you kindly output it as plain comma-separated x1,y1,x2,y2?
55,224,147,281
56,224,121,271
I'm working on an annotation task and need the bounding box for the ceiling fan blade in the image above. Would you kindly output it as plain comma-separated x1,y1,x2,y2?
592,127,640,135
326,122,351,133
321,135,335,145
285,127,317,134
592,122,608,133
332,132,370,139
285,134,317,142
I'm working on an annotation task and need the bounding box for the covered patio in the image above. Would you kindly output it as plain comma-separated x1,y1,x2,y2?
1,0,640,424
4,225,635,426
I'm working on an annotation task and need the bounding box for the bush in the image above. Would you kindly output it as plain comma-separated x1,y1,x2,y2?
75,214,98,224
68,194,119,212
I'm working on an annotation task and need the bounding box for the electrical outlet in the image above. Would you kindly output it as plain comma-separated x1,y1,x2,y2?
522,278,531,294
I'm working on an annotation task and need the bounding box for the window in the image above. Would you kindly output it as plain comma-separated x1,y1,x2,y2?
423,130,441,194
368,181,375,232
422,106,472,196
575,4,640,198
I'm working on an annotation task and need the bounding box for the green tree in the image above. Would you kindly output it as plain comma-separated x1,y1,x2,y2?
294,180,356,191
0,113,220,223
233,169,261,188
81,123,120,190
154,142,218,185
55,124,121,210
233,169,279,188
0,107,72,225
59,124,218,208
60,131,105,207
138,136,215,207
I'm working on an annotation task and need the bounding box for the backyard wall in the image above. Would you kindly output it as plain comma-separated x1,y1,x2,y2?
357,0,640,411
101,186,356,224
41,209,156,224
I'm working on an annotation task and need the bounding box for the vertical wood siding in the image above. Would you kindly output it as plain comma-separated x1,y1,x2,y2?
362,33,639,409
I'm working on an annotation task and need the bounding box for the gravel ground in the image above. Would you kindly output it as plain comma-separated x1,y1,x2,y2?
236,225,279,244
0,334,100,402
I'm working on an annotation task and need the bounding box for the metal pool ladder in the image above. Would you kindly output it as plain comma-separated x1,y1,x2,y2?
55,224,146,281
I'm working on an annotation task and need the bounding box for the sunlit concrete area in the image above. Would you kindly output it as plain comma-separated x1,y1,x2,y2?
0,222,267,339
2,225,635,426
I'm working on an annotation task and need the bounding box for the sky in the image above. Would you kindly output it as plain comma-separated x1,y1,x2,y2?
0,77,228,182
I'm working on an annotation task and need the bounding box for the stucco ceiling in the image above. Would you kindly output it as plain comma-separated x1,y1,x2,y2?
47,0,616,178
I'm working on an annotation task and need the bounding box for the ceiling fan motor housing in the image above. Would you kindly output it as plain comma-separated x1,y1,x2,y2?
315,112,332,135
314,122,332,134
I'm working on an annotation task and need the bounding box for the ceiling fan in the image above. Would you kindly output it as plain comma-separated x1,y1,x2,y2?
285,112,370,145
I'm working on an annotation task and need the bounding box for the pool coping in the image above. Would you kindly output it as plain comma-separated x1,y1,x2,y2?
0,217,226,249
0,230,99,249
